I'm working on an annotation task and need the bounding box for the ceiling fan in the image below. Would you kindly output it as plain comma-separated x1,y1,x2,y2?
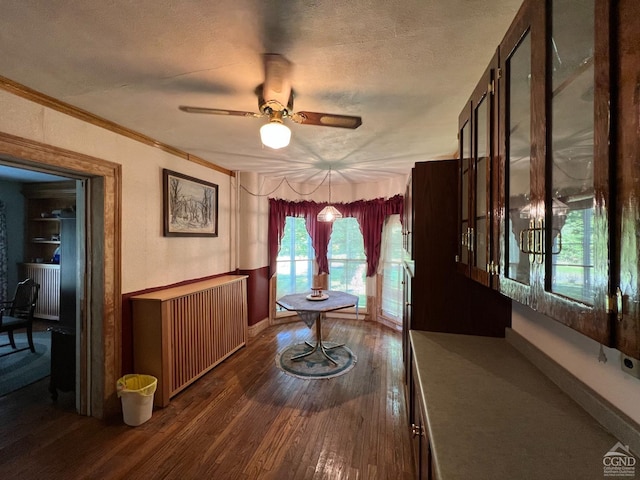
179,54,363,149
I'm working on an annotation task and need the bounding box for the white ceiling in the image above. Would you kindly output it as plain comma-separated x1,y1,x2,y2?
0,0,523,185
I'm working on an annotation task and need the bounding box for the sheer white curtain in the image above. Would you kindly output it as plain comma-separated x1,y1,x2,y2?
378,215,403,322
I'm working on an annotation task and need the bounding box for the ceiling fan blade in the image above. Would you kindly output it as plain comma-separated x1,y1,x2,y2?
290,111,363,129
261,54,292,109
179,106,260,118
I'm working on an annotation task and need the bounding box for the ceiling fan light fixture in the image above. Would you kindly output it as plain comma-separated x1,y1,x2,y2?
260,119,291,149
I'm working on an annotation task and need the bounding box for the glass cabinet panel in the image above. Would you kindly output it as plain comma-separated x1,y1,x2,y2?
505,32,532,286
460,120,471,265
474,95,488,272
548,0,595,304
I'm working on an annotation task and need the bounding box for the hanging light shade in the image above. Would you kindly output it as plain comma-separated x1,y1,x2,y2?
260,119,291,149
317,205,343,222
318,167,342,222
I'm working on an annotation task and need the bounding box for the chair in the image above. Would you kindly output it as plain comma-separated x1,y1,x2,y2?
0,278,40,356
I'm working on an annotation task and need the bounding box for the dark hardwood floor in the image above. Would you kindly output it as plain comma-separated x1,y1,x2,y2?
0,318,415,479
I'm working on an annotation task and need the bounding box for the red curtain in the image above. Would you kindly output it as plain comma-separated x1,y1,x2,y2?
268,195,403,278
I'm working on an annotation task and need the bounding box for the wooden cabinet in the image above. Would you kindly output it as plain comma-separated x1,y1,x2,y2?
403,160,465,333
409,357,433,480
457,51,500,289
492,0,613,346
454,0,640,358
401,161,511,377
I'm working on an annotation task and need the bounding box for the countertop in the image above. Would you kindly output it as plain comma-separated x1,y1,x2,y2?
410,330,625,480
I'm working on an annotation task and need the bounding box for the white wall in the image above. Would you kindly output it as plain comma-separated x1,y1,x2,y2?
0,89,235,293
238,171,269,270
261,173,407,203
512,302,640,425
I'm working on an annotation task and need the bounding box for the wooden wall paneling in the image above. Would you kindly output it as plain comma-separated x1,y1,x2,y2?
132,276,248,407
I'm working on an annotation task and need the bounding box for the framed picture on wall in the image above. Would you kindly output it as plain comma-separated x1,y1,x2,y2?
163,169,218,237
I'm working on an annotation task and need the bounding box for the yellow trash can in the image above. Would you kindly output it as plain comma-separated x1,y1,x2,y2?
116,374,157,426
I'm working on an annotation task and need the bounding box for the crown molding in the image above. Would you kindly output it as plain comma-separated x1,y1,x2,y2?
0,75,234,177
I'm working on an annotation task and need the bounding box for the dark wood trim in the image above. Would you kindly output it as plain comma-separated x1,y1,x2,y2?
614,0,640,357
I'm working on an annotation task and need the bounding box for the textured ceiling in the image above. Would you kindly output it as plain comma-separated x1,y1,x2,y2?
0,0,523,184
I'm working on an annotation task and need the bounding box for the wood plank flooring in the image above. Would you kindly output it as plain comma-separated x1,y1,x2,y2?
0,318,415,480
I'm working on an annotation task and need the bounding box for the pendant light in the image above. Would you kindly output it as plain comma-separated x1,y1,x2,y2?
317,167,343,222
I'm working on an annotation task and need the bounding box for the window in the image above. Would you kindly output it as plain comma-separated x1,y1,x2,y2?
380,215,403,321
327,218,367,309
276,216,368,310
276,217,314,300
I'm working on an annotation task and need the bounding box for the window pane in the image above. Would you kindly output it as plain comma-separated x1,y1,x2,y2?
475,96,488,272
460,120,471,265
276,217,313,302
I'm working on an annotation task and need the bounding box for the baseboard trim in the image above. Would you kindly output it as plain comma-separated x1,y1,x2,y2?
247,317,269,338
506,328,640,455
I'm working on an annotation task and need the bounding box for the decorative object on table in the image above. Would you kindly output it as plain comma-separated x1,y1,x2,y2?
163,169,219,237
0,331,51,396
307,273,329,300
275,342,357,380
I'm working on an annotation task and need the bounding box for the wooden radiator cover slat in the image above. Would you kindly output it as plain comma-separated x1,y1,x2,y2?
131,275,248,407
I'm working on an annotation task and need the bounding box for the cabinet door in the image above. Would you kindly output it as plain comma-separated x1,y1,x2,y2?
457,105,472,273
538,0,610,343
402,263,413,385
499,1,536,305
498,0,611,344
403,172,414,258
458,53,499,288
411,359,431,480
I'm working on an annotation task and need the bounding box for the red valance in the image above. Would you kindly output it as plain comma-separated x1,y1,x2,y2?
268,195,403,278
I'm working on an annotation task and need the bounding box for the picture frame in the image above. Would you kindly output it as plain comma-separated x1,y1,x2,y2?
163,169,218,237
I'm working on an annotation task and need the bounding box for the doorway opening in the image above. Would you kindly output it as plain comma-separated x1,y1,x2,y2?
0,131,122,419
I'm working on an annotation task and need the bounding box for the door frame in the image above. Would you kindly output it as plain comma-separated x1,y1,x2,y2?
0,131,121,419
